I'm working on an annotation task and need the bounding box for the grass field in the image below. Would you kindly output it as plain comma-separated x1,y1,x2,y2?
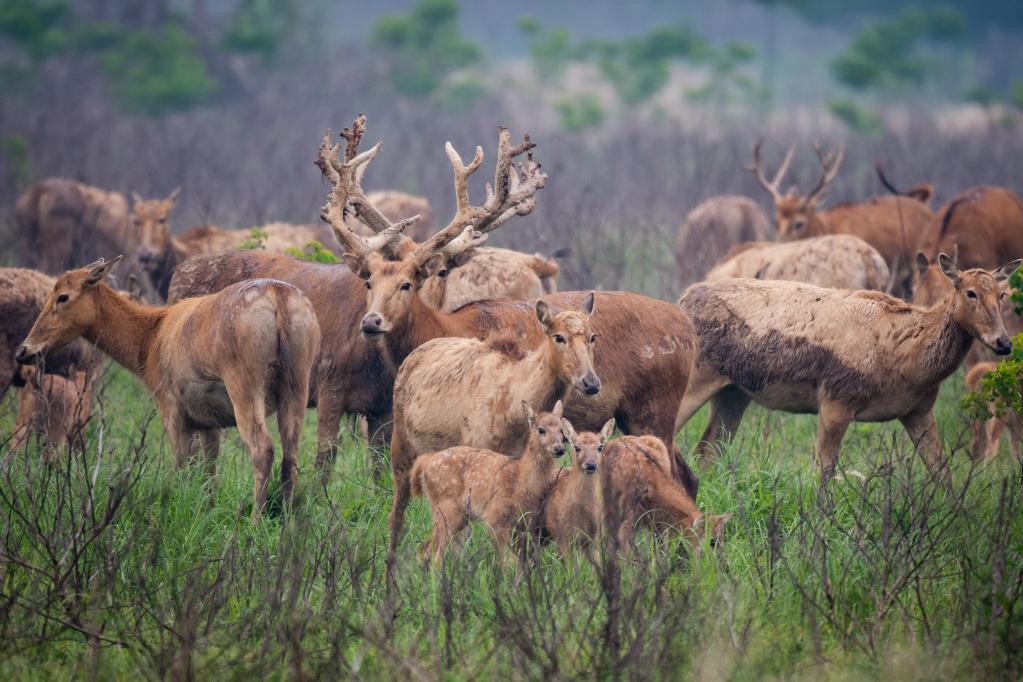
1,364,1021,680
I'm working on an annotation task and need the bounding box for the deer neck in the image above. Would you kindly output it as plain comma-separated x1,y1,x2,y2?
86,284,165,377
389,294,456,364
524,341,569,411
517,432,555,501
917,297,974,382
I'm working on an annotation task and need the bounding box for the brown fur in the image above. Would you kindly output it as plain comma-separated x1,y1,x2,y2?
675,195,772,288
707,235,890,290
0,267,99,402
916,186,1023,271
11,365,94,462
17,258,320,521
410,403,567,562
677,256,1021,480
600,435,729,551
964,362,1022,462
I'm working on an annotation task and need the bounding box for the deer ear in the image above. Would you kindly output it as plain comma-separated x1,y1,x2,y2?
937,252,960,287
166,187,181,204
536,300,553,330
560,418,577,443
521,401,536,426
552,399,563,418
341,253,370,280
416,252,446,282
994,259,1023,282
915,252,929,278
581,291,596,317
85,255,123,287
599,418,616,442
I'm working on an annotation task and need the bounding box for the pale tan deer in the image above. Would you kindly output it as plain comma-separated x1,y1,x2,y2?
409,401,568,562
10,364,94,462
675,195,772,288
677,255,1022,481
748,142,933,297
544,418,615,560
15,257,320,521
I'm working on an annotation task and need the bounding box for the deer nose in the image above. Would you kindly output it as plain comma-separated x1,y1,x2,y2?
553,444,566,457
581,371,601,395
15,345,32,364
995,336,1013,356
137,249,153,264
583,461,597,473
361,313,385,335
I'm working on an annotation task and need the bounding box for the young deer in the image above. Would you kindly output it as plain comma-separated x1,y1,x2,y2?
964,362,1022,462
15,257,320,521
11,364,94,462
601,435,730,552
544,418,615,560
410,401,567,562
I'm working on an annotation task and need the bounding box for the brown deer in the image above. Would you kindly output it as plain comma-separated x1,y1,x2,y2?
601,435,730,552
963,361,1022,462
915,186,1023,272
15,257,320,521
544,418,615,559
409,401,568,562
707,235,890,291
1,267,99,402
677,255,1022,481
10,364,93,463
748,142,933,297
675,195,772,288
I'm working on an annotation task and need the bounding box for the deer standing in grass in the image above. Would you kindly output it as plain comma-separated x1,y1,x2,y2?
15,257,320,521
748,142,933,297
409,401,568,562
544,419,615,560
10,364,94,462
677,255,1022,482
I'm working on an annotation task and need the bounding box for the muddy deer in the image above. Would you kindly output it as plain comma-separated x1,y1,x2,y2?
10,364,93,463
1,267,99,403
409,401,568,562
675,195,772,288
544,418,615,560
915,186,1023,273
707,235,890,291
15,257,320,521
747,142,933,297
677,254,1022,482
601,435,730,552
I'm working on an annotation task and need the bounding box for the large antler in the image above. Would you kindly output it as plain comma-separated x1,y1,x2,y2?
315,115,421,258
806,140,845,203
411,126,546,267
745,140,794,202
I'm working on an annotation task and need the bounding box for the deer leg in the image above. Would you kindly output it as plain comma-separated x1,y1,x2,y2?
430,501,467,564
163,408,196,470
277,394,306,508
386,430,415,581
197,430,221,506
365,413,392,482
225,381,275,523
315,389,345,484
695,385,751,462
816,400,854,482
970,414,991,461
899,402,949,484
983,416,1007,462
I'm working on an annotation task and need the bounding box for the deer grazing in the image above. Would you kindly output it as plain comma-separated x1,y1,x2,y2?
544,418,615,559
915,186,1023,273
707,235,890,291
675,195,772,288
677,255,1022,481
601,435,730,552
409,401,568,562
1,267,100,403
10,364,94,462
15,257,320,521
748,142,933,298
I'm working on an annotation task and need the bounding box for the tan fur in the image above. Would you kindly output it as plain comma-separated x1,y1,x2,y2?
675,195,772,287
11,365,93,462
17,258,320,522
346,191,436,243
544,419,614,559
410,404,567,562
600,435,729,551
420,246,557,312
707,235,890,290
964,362,1022,462
678,257,1021,480
916,186,1023,271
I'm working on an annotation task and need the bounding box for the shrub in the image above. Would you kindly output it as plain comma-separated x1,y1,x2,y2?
284,240,339,264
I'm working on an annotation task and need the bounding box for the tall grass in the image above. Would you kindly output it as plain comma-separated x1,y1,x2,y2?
1,366,1020,680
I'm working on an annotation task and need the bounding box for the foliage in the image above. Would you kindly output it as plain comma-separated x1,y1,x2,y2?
519,19,574,82
0,0,68,60
222,0,299,61
284,240,340,264
685,41,765,109
828,97,884,134
238,227,269,250
438,77,488,113
371,0,481,98
963,268,1023,422
831,5,967,92
556,94,606,132
2,134,31,188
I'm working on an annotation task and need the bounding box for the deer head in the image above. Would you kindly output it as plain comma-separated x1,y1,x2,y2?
747,141,844,240
561,418,615,474
133,188,179,271
936,253,1022,356
523,400,567,459
16,257,123,365
536,293,601,396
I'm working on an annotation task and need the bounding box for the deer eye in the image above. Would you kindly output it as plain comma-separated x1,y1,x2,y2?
590,334,597,344
56,294,69,304
364,281,372,290
1000,291,1008,300
966,290,977,299
597,445,604,452
554,335,566,344
400,282,413,292
538,427,546,436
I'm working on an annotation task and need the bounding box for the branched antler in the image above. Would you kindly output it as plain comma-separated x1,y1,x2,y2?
412,127,546,266
806,141,845,203
745,140,795,202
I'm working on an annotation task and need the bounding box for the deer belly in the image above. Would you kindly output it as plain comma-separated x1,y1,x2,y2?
181,380,238,429
744,383,819,414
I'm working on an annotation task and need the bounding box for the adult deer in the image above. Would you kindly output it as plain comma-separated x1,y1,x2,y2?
747,142,933,298
16,257,320,521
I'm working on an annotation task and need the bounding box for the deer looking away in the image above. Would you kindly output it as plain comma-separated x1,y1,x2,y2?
409,401,568,563
16,257,320,521
677,254,1022,483
10,364,94,463
748,141,933,297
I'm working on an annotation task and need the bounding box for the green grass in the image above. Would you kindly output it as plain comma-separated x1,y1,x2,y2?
1,366,1021,680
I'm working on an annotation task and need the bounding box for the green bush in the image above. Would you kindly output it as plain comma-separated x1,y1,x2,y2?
222,0,297,61
284,240,340,264
0,0,68,60
3,134,31,188
556,94,606,132
828,97,883,135
238,228,269,250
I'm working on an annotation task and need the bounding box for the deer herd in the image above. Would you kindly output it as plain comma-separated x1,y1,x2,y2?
3,114,1022,572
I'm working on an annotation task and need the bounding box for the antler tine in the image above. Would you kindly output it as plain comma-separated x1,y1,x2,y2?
339,114,367,163
438,225,488,256
773,144,795,189
365,214,422,252
476,140,545,234
807,140,845,202
745,140,791,202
